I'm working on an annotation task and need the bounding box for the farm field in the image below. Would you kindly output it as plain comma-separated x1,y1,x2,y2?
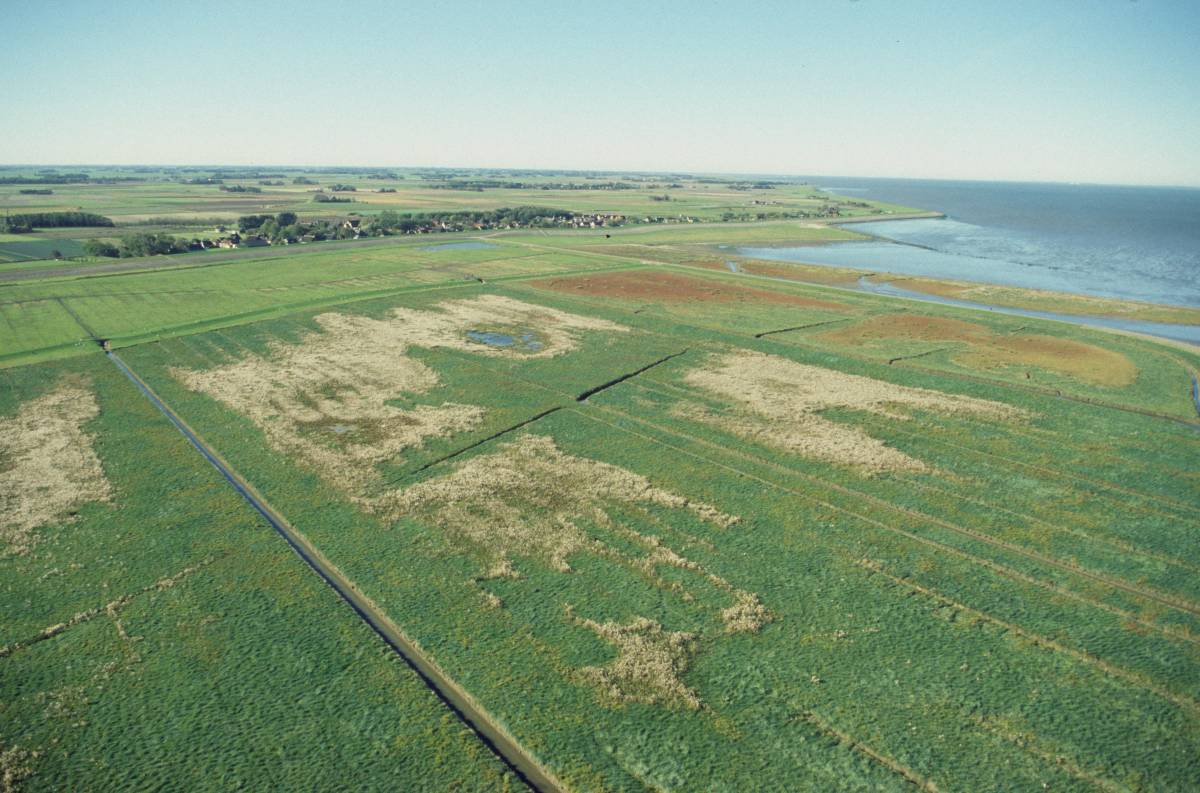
2,179,1198,792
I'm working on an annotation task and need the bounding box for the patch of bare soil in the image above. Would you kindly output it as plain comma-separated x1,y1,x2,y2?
531,270,847,310
682,350,1025,474
0,379,111,556
820,314,981,343
174,297,623,495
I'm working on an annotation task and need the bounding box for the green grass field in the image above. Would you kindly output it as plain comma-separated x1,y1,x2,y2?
2,172,1198,791
0,239,85,263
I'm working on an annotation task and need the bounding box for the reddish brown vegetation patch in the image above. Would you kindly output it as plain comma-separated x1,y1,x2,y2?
962,335,1138,387
821,314,982,344
820,313,1137,387
531,270,847,310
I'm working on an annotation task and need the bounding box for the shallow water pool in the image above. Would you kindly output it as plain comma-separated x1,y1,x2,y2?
466,330,544,351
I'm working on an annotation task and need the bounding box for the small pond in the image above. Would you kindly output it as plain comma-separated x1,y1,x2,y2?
467,330,544,352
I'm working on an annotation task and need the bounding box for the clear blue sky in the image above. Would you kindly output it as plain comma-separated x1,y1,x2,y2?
4,0,1198,185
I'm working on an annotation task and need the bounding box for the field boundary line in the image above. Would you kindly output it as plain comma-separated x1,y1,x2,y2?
968,714,1132,793
854,558,1200,714
576,349,689,401
104,350,565,793
53,296,100,340
887,346,952,365
0,555,219,658
388,405,564,483
888,472,1200,576
753,317,852,337
570,406,1198,645
794,710,941,792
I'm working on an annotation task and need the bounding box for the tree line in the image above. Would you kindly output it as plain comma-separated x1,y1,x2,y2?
0,174,143,185
2,212,115,232
83,234,188,258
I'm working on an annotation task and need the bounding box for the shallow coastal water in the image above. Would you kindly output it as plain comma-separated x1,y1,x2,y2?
744,178,1200,308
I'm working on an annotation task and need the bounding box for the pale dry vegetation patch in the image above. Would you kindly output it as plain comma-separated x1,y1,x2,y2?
0,379,111,557
720,590,772,634
174,296,623,495
682,350,1025,474
0,742,34,793
623,525,769,633
381,434,736,572
568,608,701,710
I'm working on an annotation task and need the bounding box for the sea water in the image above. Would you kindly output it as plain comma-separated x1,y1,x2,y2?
739,178,1200,308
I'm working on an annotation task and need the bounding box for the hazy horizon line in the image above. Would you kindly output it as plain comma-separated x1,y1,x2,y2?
2,163,1198,191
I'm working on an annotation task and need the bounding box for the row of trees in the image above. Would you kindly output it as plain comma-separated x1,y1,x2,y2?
431,180,639,191
83,233,188,258
237,212,311,241
2,211,115,233
366,206,575,233
0,173,89,184
1,174,143,185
